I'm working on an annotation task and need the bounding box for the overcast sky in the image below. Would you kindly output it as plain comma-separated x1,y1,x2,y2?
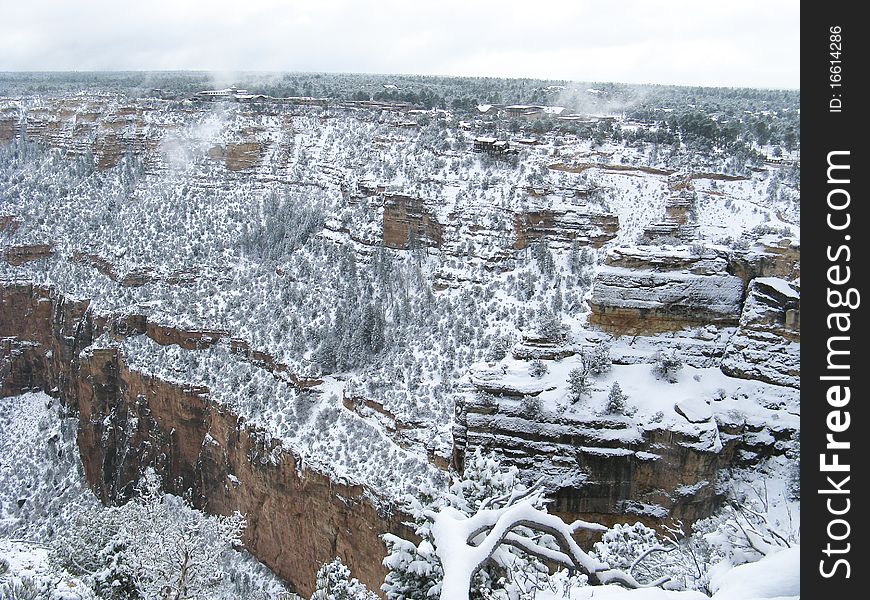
0,0,799,89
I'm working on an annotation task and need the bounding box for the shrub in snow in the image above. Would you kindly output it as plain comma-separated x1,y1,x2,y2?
0,576,46,600
567,366,592,402
521,395,542,418
651,350,683,383
312,558,378,600
581,343,612,376
53,468,247,600
475,391,498,408
0,573,80,600
593,521,719,593
593,522,669,581
528,359,548,378
693,482,798,569
605,382,628,414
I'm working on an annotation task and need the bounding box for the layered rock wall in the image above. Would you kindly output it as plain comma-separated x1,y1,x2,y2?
589,247,745,334
513,209,618,250
721,277,800,388
452,392,794,539
382,194,443,249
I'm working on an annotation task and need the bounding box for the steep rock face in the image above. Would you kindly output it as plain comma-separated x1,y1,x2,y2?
663,191,695,225
639,221,700,245
513,209,618,250
77,348,407,597
208,141,265,171
1,97,275,173
8,99,154,170
2,244,55,266
0,338,45,395
588,247,744,334
382,194,443,249
0,282,407,597
451,392,793,539
721,277,800,388
0,118,16,143
729,238,801,288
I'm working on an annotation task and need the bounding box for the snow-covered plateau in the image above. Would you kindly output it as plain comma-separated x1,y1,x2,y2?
1,73,799,599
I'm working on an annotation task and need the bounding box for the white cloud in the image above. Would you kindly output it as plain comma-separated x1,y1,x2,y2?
0,0,799,88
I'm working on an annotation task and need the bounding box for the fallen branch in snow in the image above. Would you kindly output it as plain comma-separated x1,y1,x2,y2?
424,493,670,600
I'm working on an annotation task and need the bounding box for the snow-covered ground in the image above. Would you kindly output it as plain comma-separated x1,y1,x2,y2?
1,82,800,598
0,392,291,599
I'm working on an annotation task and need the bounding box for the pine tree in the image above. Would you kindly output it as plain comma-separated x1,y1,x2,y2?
605,382,628,414
652,349,683,383
567,365,592,403
582,342,612,375
536,309,564,340
312,558,378,600
528,359,548,378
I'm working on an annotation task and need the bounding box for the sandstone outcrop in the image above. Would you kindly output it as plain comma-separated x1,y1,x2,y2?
513,209,618,250
588,246,744,334
728,237,801,288
382,194,443,249
452,390,795,540
2,244,55,266
209,141,264,171
721,277,800,388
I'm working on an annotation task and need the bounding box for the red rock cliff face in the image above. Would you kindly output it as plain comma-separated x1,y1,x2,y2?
382,194,443,249
0,282,408,597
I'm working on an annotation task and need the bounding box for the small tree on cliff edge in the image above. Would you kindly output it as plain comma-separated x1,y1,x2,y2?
605,381,628,414
312,558,378,600
652,349,683,383
567,365,592,402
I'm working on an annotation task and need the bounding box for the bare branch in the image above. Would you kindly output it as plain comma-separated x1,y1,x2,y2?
479,477,546,511
628,544,676,577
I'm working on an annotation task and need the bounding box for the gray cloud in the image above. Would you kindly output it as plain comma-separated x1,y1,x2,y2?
0,0,799,88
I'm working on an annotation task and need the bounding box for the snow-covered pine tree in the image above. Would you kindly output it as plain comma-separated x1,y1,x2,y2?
652,349,683,383
536,309,564,341
583,342,612,376
605,381,628,414
312,558,378,600
567,365,592,403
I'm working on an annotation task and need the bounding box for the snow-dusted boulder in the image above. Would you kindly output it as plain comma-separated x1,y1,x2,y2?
674,397,713,423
